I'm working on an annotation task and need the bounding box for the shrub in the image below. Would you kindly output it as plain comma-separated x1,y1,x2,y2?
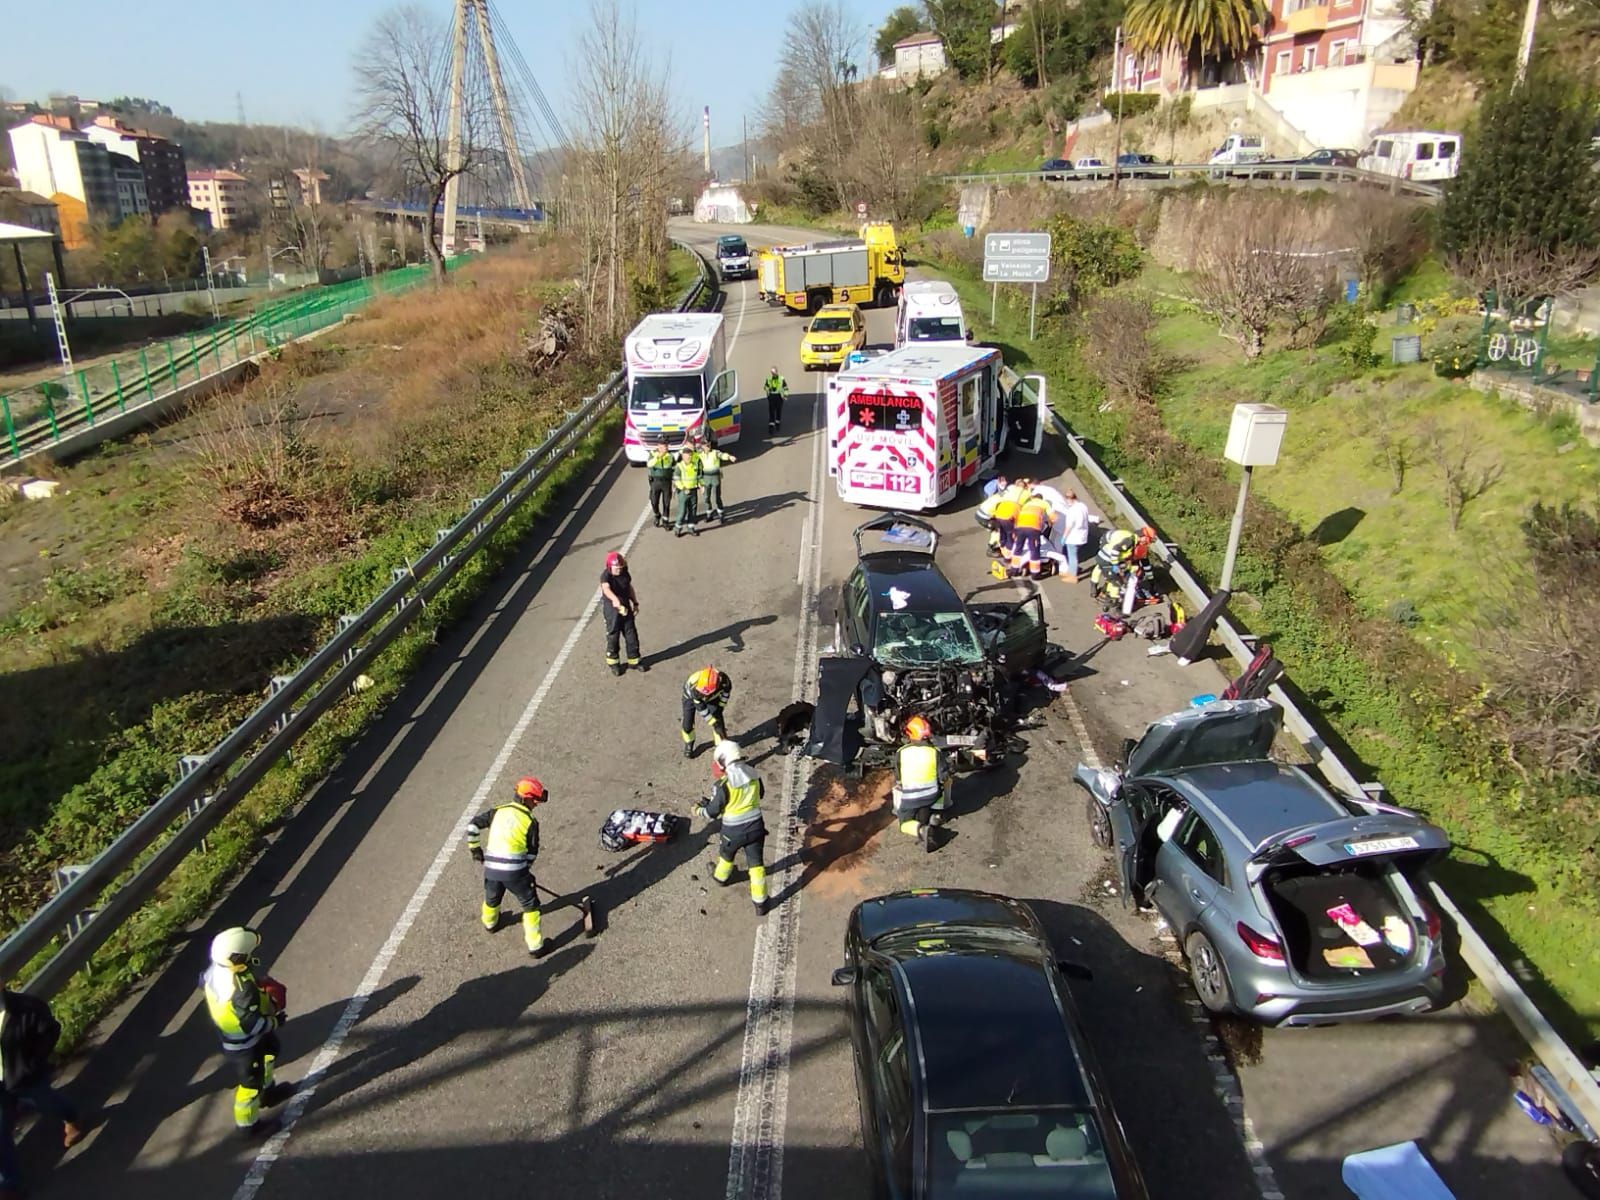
1427,314,1481,377
1103,92,1159,117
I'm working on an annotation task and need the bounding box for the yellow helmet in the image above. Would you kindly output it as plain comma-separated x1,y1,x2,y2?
903,715,932,741
690,666,722,695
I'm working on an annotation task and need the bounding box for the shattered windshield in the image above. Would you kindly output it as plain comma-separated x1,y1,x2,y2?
874,610,984,667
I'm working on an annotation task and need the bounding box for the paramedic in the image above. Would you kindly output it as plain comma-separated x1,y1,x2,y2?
645,444,675,527
466,777,548,956
697,441,737,522
200,928,294,1138
672,446,702,536
892,716,949,850
697,740,769,912
764,367,789,435
681,666,733,758
988,479,1030,560
1010,493,1053,579
600,551,641,675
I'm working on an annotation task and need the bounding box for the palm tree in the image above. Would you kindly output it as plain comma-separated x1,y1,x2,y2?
1124,0,1266,83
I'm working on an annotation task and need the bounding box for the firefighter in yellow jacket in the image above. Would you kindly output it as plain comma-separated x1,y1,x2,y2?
891,716,950,852
467,776,549,955
200,927,295,1138
697,740,769,913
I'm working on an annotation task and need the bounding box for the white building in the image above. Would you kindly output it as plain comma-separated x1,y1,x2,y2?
6,115,120,246
893,32,947,83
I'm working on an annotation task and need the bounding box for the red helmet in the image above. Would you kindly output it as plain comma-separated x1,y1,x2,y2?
513,776,547,804
690,666,721,695
605,551,625,571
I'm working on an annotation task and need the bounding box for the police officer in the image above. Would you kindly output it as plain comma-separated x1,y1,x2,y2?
697,740,768,913
763,366,789,435
466,777,548,956
891,716,949,852
672,445,702,536
697,440,737,522
200,927,294,1138
600,551,641,675
681,665,732,758
645,444,675,527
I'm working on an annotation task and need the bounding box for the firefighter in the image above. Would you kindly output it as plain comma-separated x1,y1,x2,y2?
600,551,641,675
764,366,789,435
697,440,737,522
697,740,768,912
891,715,949,851
645,444,675,527
681,665,732,758
466,777,548,956
672,445,702,536
200,927,294,1138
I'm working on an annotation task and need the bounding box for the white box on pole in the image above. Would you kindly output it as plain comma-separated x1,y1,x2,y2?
1224,403,1287,467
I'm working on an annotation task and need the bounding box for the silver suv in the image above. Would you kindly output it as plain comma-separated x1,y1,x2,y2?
1076,700,1451,1026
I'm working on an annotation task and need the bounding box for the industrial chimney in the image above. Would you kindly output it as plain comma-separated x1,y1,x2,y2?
703,106,711,176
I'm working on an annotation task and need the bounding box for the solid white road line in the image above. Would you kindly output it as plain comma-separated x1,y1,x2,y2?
724,394,825,1200
233,496,655,1200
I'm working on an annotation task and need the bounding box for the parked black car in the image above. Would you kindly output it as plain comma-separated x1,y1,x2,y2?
793,514,1048,769
1278,148,1360,179
1114,153,1170,179
1039,158,1072,181
832,889,1149,1199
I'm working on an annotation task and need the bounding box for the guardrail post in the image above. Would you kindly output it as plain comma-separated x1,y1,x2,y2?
139,348,155,402
391,567,411,615
110,361,127,413
43,386,59,442
212,332,224,373
434,529,457,567
2,393,18,460
78,370,94,427
188,333,200,382
178,754,216,850
499,469,516,507
268,676,296,734
166,342,178,389
51,865,97,942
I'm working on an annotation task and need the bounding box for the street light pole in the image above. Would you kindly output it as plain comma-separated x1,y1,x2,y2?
1111,24,1127,193
1219,466,1252,592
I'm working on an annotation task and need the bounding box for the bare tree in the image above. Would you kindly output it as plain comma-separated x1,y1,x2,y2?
353,5,490,285
1080,292,1168,408
1189,194,1341,360
1356,394,1412,495
1446,238,1600,313
1422,420,1503,532
843,83,929,223
1347,192,1429,302
768,2,864,211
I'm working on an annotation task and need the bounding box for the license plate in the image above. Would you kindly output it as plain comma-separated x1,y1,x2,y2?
1345,835,1419,856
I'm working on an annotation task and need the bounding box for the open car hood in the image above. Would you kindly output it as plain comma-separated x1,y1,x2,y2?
1126,699,1281,778
1247,813,1451,876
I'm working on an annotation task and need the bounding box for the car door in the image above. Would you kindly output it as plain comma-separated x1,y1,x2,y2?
1110,780,1165,910
1154,808,1228,933
969,593,1046,673
859,962,913,1198
1004,374,1048,454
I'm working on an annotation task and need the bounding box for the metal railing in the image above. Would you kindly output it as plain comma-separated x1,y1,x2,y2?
0,241,713,998
938,162,1444,201
1020,374,1600,1136
0,262,451,468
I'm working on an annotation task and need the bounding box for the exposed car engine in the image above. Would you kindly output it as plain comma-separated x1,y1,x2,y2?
865,663,1003,753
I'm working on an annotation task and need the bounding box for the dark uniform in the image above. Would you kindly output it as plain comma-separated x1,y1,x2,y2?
645,446,675,527
601,562,640,673
673,450,702,535
764,370,789,435
681,667,732,757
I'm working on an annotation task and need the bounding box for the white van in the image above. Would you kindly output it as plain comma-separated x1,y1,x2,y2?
1358,131,1461,182
1209,133,1266,167
895,280,968,349
622,312,739,461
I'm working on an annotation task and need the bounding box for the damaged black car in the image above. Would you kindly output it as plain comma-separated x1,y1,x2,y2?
784,513,1050,770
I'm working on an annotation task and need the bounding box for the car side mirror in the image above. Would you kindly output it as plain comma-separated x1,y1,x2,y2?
1056,960,1094,982
831,966,858,987
1118,738,1137,768
851,643,866,657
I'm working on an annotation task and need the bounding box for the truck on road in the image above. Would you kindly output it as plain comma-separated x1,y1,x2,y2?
767,223,906,315
826,344,1048,510
622,312,740,462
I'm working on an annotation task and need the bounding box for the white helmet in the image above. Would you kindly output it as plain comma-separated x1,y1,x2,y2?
210,926,261,968
713,739,743,768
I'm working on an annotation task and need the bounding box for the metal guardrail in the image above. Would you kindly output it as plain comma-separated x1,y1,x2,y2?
940,162,1444,201
1022,378,1600,1136
0,240,713,997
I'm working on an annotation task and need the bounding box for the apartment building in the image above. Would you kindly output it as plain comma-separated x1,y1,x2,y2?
83,115,189,213
188,168,248,228
110,151,149,218
6,115,120,246
0,188,61,236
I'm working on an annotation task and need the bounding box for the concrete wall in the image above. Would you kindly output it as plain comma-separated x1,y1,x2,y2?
1147,190,1341,270
1267,59,1418,148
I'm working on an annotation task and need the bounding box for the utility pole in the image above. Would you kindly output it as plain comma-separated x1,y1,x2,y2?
703,106,712,177
442,0,470,256
743,115,749,183
1111,24,1126,193
1515,0,1540,81
470,0,533,211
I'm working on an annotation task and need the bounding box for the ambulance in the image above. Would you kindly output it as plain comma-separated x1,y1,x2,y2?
622,312,740,463
826,344,1049,510
895,279,967,348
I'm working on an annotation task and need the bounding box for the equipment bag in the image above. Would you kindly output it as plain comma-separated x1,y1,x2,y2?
599,808,684,852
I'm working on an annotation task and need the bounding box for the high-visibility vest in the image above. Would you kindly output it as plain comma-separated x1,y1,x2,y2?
647,449,674,478
1016,499,1050,531
203,964,273,1050
720,763,764,827
765,374,787,396
699,449,727,476
992,497,1021,521
483,802,538,875
896,743,941,804
1100,529,1135,566
674,457,701,488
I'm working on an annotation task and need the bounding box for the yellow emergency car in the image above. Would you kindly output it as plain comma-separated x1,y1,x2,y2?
799,303,866,371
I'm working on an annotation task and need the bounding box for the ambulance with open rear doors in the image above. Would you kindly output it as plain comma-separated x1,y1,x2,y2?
826,344,1048,510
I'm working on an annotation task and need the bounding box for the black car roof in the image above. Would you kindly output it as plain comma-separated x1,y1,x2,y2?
858,557,966,615
856,890,1028,944
897,951,1092,1112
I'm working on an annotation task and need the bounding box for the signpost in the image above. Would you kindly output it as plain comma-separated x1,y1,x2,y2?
856,201,868,218
982,232,1052,340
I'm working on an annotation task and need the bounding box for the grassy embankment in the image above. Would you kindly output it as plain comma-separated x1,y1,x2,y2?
919,234,1600,1042
0,243,700,1044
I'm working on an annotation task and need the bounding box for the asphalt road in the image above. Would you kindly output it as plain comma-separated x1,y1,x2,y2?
18,219,1572,1200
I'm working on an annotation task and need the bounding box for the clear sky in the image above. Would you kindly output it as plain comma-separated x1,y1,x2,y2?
2,0,907,148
